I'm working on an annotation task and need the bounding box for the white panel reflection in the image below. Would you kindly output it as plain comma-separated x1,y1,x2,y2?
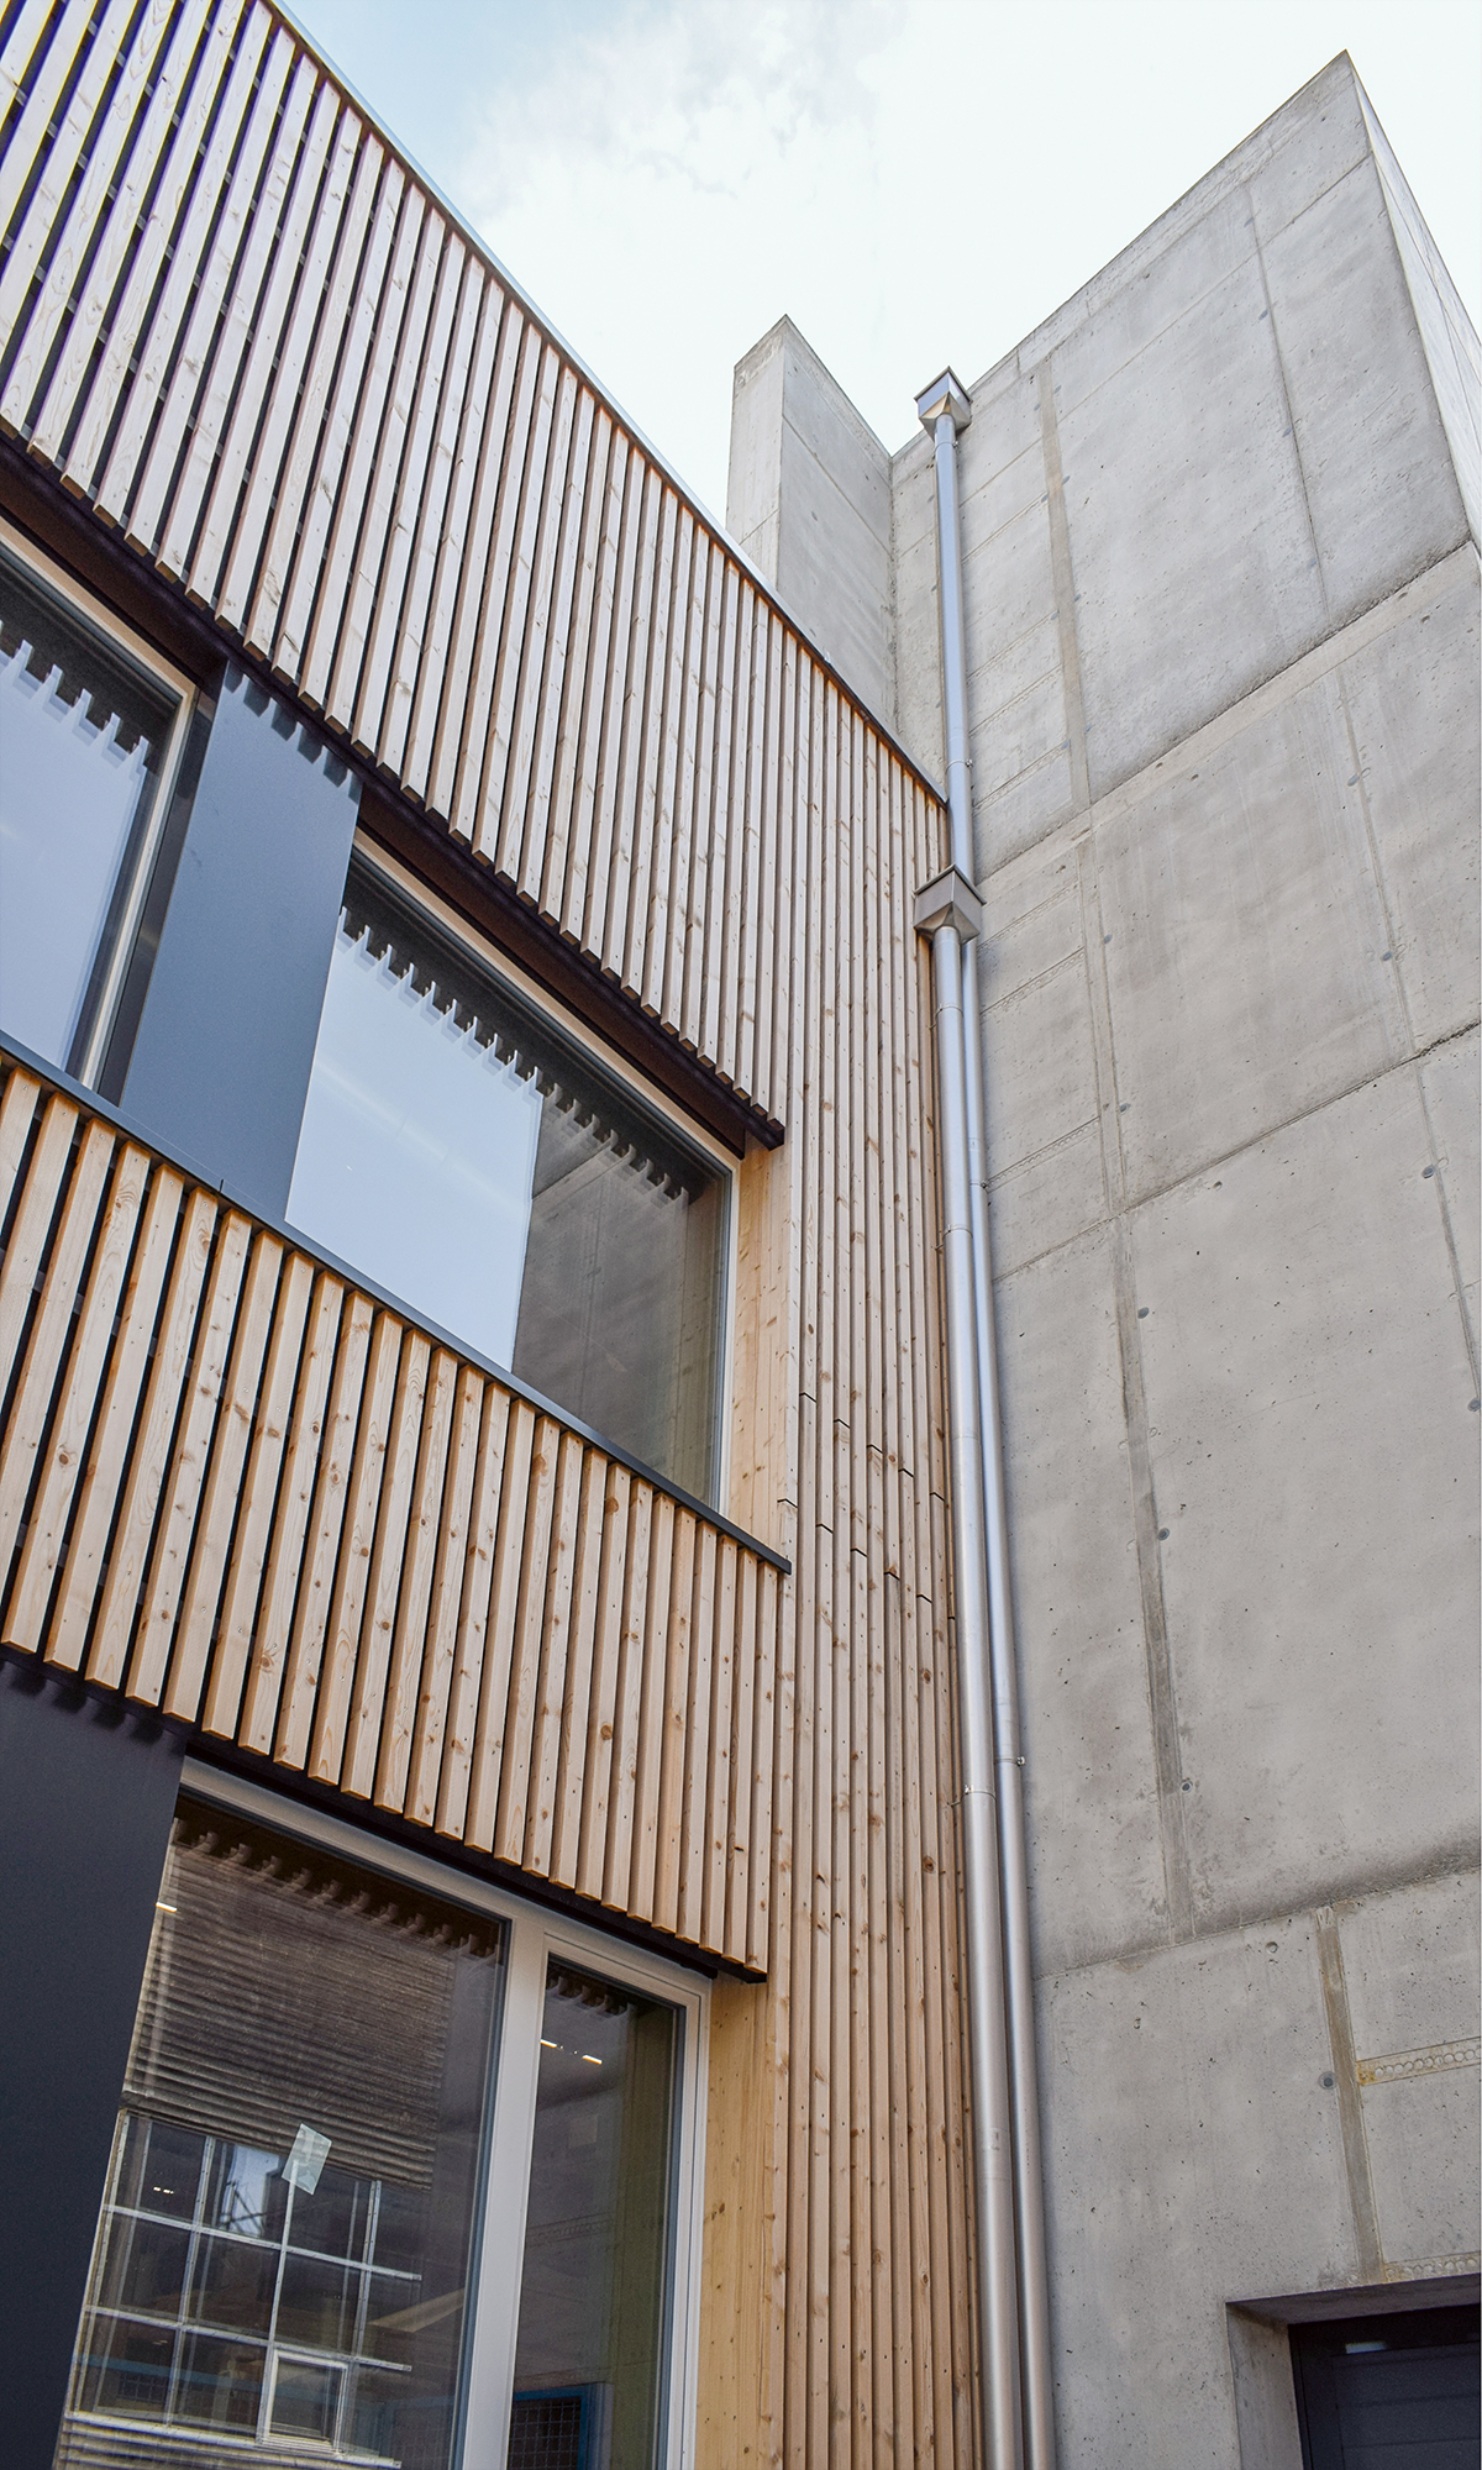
287,918,542,1369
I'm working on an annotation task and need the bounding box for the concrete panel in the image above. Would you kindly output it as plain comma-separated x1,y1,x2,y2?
1362,2066,1482,2268
959,439,1048,578
970,668,1067,801
1042,1918,1355,2470
981,948,1097,1177
1340,561,1482,1052
976,746,1077,877
726,317,894,722
963,496,1057,682
1058,248,1327,799
778,333,891,550
890,430,936,556
1421,1028,1481,1356
1049,181,1259,424
1097,668,1398,1201
776,419,894,722
726,320,786,570
970,612,1062,725
1263,158,1468,625
1132,1068,1480,1928
892,520,945,782
995,1228,1165,1976
1338,1870,1480,2062
1365,90,1482,546
987,1127,1106,1284
956,361,1042,509
1244,54,1370,249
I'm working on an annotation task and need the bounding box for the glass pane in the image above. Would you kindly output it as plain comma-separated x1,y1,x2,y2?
0,544,177,1074
509,1964,678,2470
56,1800,504,2470
288,863,726,1498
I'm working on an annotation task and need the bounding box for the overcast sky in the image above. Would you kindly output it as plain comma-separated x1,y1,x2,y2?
289,0,1481,522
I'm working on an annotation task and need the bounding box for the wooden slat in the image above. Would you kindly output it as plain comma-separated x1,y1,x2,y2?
372,1342,458,1811
164,1231,285,1720
0,1117,114,1580
128,1211,255,1704
274,1288,375,1766
434,1379,511,1839
403,1362,484,1825
196,1250,317,1733
238,1269,345,1755
25,0,213,465
48,1164,184,1668
307,1310,403,1782
4,1141,148,1647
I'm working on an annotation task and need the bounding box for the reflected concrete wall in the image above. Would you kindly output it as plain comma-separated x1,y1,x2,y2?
731,51,1479,2468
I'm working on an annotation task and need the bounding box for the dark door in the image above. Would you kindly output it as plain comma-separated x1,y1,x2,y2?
1292,2306,1480,2469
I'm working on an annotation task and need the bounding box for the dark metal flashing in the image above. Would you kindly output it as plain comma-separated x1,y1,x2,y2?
0,442,785,1160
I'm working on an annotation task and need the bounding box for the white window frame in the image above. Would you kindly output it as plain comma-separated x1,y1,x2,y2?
0,512,197,1090
179,1756,710,2470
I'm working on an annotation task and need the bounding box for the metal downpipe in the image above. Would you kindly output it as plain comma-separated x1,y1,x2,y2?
918,373,1058,2470
929,910,1022,2470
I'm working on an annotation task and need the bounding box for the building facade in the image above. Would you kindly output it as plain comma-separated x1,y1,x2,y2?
730,51,1481,2470
0,11,1474,2469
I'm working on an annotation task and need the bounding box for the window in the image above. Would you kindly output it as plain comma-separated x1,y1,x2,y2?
0,533,188,1086
55,1770,706,2470
287,860,727,1501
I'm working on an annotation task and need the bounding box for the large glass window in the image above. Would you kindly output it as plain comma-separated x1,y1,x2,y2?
287,862,727,1500
0,539,183,1081
508,1966,678,2470
54,1785,702,2470
56,1801,504,2470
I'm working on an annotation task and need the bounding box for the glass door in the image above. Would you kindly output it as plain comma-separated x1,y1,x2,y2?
53,1771,709,2470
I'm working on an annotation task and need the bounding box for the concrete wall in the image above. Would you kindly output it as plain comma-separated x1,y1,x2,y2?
727,316,896,726
732,51,1479,2468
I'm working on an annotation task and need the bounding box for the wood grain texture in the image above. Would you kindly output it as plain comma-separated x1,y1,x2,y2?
0,3,977,2454
0,0,938,1136
0,1053,778,1973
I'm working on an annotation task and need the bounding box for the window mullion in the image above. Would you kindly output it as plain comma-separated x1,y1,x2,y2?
458,1913,548,2466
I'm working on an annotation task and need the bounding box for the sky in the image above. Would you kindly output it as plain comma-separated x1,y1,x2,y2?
288,0,1481,522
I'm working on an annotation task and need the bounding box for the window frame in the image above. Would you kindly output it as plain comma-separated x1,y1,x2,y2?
306,832,740,1517
0,512,196,1091
166,1755,712,2470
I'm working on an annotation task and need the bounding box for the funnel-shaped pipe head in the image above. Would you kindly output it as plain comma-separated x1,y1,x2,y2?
915,368,972,435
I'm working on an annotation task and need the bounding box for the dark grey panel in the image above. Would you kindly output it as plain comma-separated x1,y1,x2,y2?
121,668,358,1220
0,1660,183,2470
1293,2306,1481,2469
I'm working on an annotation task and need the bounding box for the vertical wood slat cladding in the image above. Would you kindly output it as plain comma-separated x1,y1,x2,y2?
2,0,921,1130
0,5,979,2459
0,1056,778,1972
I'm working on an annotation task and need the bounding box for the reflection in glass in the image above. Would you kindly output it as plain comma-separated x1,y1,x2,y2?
56,1801,503,2470
508,1965,678,2470
288,864,726,1499
0,543,178,1074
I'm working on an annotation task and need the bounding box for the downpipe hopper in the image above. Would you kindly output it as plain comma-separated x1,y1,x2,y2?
916,366,973,438
914,866,983,943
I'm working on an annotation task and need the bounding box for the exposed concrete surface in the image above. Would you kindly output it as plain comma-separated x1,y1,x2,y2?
726,317,895,726
1133,1065,1479,1927
1042,1915,1354,2470
731,47,1480,2468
